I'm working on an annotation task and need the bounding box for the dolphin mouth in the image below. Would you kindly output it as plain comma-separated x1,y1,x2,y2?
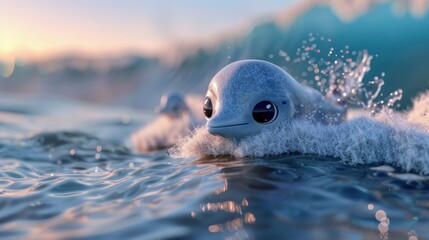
207,122,249,128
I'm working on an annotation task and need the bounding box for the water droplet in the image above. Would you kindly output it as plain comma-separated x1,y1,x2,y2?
208,224,221,233
375,210,387,221
381,217,390,225
378,222,389,233
244,212,256,224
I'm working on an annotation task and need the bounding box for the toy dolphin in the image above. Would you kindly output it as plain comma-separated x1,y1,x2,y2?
203,60,345,138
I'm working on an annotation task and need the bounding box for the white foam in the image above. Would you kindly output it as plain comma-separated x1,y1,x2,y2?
171,94,429,174
407,91,429,128
132,113,203,152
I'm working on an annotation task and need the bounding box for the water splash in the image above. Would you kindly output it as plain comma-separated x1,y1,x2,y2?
283,35,403,115
407,91,429,126
323,51,403,115
171,108,429,175
171,89,429,175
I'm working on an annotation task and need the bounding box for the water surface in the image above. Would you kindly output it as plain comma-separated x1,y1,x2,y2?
0,97,426,239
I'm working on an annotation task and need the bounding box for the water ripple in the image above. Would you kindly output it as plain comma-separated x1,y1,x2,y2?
0,130,428,239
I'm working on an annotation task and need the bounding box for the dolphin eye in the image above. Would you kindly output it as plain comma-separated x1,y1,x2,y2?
203,97,213,118
252,101,277,124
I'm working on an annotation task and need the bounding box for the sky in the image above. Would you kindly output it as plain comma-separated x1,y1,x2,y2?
0,0,295,60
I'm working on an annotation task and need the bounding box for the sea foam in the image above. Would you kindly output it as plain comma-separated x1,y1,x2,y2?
171,93,429,175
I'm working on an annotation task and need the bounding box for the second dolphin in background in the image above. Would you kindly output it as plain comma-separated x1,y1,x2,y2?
132,92,204,152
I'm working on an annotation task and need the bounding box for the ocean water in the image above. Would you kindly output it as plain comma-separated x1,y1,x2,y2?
0,93,428,240
2,53,429,240
1,3,429,239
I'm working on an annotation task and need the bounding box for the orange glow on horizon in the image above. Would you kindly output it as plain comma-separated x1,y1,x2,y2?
0,1,294,61
0,1,187,61
1,22,170,60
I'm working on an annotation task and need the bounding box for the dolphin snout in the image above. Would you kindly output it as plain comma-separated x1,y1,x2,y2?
206,114,251,138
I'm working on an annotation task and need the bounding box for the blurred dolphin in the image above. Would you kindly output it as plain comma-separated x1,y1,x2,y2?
132,92,204,152
155,92,189,118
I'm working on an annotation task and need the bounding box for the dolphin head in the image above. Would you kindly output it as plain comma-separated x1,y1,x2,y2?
155,92,188,118
203,60,296,139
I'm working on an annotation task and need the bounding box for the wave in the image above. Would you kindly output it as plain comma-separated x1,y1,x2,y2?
171,92,429,175
2,2,429,110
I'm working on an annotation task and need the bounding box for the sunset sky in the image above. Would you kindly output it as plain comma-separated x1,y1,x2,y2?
0,0,294,60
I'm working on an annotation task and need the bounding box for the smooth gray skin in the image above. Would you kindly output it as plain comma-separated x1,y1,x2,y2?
155,92,189,118
205,60,346,139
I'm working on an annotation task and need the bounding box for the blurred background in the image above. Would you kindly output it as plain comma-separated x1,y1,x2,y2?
1,0,429,109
